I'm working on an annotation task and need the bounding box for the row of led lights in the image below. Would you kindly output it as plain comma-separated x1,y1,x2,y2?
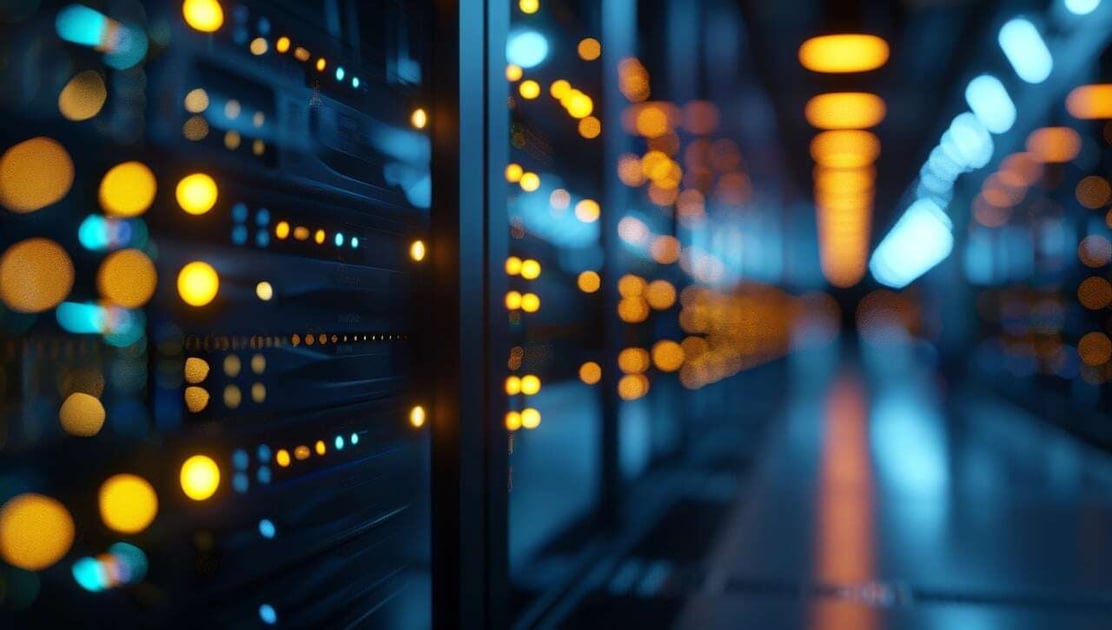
184,1,430,130
797,34,889,288
0,148,424,315
504,166,603,224
0,405,430,578
508,71,601,139
502,1,601,434
504,255,540,430
872,1,1112,289
182,88,269,156
183,0,362,88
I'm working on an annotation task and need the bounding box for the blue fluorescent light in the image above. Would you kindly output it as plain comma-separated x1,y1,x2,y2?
944,113,993,169
870,198,954,289
72,558,103,592
57,302,104,334
926,148,963,181
259,604,278,625
965,75,1016,134
56,5,108,47
998,18,1053,84
56,5,147,69
506,30,549,68
258,519,276,539
1065,0,1100,15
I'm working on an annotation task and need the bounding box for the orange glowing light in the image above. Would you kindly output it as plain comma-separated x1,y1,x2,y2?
798,34,889,73
810,130,881,168
578,38,601,61
805,93,886,130
1066,84,1112,120
578,270,601,293
1026,127,1081,163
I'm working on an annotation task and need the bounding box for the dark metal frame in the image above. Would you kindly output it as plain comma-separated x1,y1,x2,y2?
428,0,510,628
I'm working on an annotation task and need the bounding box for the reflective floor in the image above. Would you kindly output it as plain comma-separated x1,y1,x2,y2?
553,338,1112,628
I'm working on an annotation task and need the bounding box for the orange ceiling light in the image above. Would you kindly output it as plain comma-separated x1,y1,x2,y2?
798,34,889,73
813,165,876,194
997,152,1042,187
1026,127,1081,163
810,130,880,168
805,92,886,130
1066,84,1112,120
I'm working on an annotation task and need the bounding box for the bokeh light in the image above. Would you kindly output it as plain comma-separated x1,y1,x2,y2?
98,474,158,534
183,0,224,32
59,392,106,437
805,92,886,129
97,249,157,308
577,271,601,293
798,34,889,73
176,173,219,215
577,38,601,61
0,238,75,313
0,137,74,213
180,455,220,501
99,162,157,217
409,405,426,428
177,261,220,306
0,494,74,571
579,362,602,385
58,71,107,121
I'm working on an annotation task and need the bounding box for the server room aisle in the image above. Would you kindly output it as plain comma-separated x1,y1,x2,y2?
669,339,1112,629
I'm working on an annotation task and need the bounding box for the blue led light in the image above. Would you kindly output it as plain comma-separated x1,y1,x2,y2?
351,237,360,248
334,435,345,450
258,17,272,35
257,466,272,484
506,30,549,68
258,519,276,539
335,233,345,247
336,66,345,81
233,26,248,45
233,472,249,494
870,198,954,289
256,208,271,226
233,449,249,470
259,604,278,625
256,230,271,248
109,543,148,583
232,203,249,223
257,444,272,462
232,225,249,245
943,113,993,169
352,77,361,88
56,5,108,47
1065,0,1101,15
56,4,148,68
103,308,145,348
998,18,1053,84
57,302,103,335
964,74,1016,135
78,215,108,250
72,558,104,592
350,433,359,445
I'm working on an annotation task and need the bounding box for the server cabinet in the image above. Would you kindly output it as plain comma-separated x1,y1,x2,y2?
0,1,432,626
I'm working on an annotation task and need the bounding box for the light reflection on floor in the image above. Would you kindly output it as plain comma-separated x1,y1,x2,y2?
674,333,1112,629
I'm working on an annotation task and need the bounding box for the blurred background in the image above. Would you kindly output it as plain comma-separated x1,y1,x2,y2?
3,0,1112,628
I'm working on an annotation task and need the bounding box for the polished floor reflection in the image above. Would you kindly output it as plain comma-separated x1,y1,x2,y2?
672,339,1112,629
